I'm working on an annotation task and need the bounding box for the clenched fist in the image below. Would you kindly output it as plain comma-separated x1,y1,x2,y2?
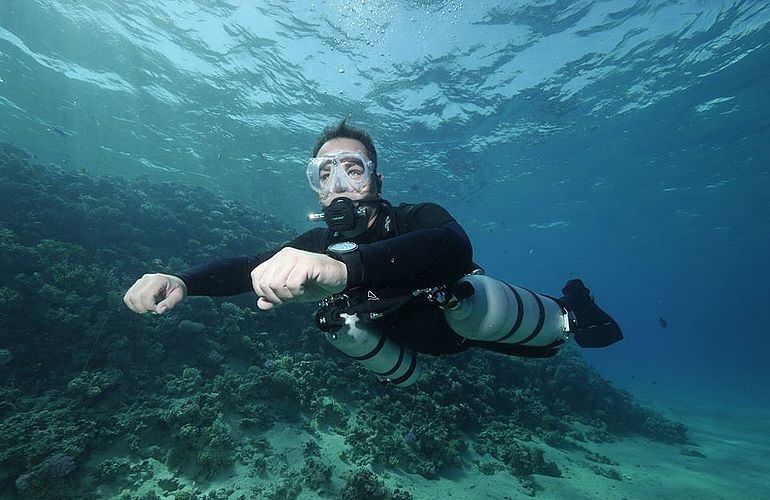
251,247,348,310
123,273,187,314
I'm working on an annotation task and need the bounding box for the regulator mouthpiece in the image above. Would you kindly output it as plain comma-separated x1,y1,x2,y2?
307,197,368,233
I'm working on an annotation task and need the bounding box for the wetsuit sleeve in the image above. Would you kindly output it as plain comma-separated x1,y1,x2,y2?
348,203,473,290
175,228,328,296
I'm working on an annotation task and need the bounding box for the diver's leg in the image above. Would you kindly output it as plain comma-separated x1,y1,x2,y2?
558,279,623,348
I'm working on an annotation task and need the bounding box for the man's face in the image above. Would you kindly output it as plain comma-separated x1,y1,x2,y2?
315,138,380,208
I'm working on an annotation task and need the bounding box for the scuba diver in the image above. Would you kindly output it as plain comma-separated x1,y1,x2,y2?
123,120,622,387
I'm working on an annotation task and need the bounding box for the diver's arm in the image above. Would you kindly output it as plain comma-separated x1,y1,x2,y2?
175,255,268,296
345,205,473,290
175,228,328,296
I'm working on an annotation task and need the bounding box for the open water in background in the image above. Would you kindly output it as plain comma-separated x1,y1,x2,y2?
1,0,768,410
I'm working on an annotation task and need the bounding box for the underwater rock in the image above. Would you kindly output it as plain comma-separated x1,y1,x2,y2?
40,453,76,477
477,461,504,475
679,448,707,458
177,319,206,333
585,451,619,466
157,477,181,492
207,349,224,364
0,348,12,365
643,413,688,443
13,454,77,498
592,465,623,481
391,488,414,500
14,473,32,493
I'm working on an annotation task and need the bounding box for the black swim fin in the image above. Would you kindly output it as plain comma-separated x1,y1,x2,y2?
559,279,623,348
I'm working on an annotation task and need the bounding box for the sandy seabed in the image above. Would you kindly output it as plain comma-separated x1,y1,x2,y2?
365,399,770,500
116,397,768,500
434,400,769,500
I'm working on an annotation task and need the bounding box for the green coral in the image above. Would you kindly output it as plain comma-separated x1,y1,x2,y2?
165,367,203,394
159,394,235,478
310,396,350,430
342,391,467,477
340,469,386,500
66,369,123,399
301,456,333,492
265,471,303,499
475,422,561,492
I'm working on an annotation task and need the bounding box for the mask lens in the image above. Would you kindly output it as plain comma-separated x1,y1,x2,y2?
307,152,372,194
319,164,332,186
342,159,365,183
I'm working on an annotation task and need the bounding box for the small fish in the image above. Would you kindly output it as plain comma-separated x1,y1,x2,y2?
657,317,668,328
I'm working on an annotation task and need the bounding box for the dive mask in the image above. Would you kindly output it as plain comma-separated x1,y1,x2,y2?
307,151,375,196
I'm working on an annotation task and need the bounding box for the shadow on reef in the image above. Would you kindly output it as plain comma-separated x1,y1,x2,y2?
0,143,688,499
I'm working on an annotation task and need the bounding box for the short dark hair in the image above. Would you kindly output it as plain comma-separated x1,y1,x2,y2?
311,119,378,170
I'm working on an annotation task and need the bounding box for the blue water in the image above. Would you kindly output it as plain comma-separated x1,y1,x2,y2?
2,0,768,413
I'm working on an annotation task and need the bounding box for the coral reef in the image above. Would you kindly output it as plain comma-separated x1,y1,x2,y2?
340,468,387,500
0,143,690,498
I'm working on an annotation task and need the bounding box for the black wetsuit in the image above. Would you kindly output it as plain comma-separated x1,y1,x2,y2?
177,201,475,355
177,201,561,357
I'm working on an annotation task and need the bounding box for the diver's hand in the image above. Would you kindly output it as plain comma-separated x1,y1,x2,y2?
123,273,188,314
251,247,347,310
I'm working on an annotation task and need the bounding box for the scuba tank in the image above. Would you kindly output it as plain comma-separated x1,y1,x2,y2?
314,267,620,386
433,273,571,349
314,272,571,386
315,270,623,387
316,294,422,387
